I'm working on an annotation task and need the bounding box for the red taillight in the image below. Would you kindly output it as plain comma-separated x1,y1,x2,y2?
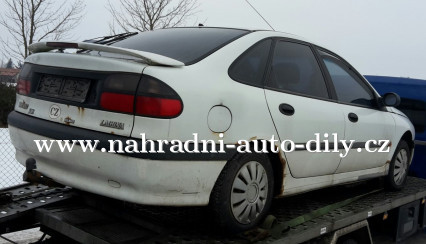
16,79,31,95
16,64,32,95
99,74,183,118
46,42,79,49
135,76,183,118
100,92,135,113
136,96,182,117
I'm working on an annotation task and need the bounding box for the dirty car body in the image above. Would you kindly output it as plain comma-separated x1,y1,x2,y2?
8,27,415,232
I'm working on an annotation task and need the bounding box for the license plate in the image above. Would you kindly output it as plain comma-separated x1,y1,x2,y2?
37,75,91,102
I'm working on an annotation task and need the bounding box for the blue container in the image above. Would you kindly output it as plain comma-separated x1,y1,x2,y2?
365,76,426,178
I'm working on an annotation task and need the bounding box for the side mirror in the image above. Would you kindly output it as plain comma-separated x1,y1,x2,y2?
382,92,401,107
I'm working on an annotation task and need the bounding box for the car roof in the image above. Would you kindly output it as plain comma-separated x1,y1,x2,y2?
166,26,313,43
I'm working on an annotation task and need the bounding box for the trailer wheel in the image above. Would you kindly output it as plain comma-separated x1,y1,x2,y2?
386,140,410,190
210,153,274,233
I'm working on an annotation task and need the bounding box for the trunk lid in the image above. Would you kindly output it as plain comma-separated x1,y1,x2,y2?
15,52,148,137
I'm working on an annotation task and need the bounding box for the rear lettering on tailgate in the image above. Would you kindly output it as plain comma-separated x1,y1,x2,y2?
100,120,124,130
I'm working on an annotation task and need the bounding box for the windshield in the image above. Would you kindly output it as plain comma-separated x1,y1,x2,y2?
107,27,250,65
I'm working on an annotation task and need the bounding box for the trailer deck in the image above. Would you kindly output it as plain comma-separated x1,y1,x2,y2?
1,177,426,243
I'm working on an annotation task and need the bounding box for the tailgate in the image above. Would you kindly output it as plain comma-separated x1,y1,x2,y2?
14,52,148,137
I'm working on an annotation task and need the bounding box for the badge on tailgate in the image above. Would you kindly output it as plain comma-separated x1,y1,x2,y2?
49,104,61,119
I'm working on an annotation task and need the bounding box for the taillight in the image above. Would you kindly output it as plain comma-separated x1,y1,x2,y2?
100,74,140,113
100,92,134,113
99,74,183,118
16,64,33,95
135,76,183,118
16,79,31,95
136,96,182,117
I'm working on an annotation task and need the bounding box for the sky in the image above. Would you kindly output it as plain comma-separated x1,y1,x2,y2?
1,0,426,80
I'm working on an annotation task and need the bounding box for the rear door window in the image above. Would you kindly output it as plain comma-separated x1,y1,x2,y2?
266,40,329,99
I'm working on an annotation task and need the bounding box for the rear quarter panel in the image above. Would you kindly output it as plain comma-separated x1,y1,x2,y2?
136,32,281,145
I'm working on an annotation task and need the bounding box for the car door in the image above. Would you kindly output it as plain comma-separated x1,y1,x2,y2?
264,40,346,178
316,50,395,173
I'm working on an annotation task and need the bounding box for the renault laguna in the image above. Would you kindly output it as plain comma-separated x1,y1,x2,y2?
8,27,414,232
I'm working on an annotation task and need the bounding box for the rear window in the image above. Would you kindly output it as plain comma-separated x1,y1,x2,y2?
110,28,249,65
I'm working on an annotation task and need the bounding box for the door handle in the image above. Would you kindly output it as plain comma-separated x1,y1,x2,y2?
348,113,358,123
279,103,295,116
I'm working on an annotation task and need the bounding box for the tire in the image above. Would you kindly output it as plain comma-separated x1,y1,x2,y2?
386,140,410,190
210,153,274,233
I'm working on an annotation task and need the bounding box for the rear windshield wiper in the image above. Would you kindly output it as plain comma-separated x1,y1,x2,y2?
78,32,138,54
83,32,139,45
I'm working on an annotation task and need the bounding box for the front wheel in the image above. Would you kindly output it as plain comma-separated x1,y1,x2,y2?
386,140,410,190
210,153,274,233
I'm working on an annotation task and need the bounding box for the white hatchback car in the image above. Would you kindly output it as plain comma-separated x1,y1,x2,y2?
8,27,414,232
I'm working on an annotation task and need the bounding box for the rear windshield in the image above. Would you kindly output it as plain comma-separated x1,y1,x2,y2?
110,28,249,65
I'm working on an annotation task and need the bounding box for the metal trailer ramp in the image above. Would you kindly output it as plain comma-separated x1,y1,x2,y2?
30,177,426,244
2,177,426,243
0,184,73,234
36,206,158,244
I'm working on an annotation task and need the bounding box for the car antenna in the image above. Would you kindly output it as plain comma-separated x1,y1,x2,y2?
244,0,275,31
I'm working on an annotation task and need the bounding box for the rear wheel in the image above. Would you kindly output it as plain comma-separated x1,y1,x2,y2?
386,140,410,190
210,153,274,233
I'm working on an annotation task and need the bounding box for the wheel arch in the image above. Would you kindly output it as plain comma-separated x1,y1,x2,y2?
400,130,414,149
212,140,285,198
249,140,285,197
400,130,415,163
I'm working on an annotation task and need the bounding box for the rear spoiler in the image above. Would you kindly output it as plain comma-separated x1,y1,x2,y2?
28,41,184,67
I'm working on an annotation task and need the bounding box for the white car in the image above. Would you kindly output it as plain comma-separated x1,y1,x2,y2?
8,27,414,232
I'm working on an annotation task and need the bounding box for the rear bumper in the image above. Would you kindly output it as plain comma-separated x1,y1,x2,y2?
7,111,236,161
8,119,227,206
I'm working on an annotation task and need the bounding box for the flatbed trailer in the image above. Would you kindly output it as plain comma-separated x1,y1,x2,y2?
1,177,426,244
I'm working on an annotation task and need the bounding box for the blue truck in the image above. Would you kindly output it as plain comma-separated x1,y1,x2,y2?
366,75,426,178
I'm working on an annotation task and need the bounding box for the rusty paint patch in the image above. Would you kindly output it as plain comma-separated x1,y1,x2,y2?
385,160,390,165
388,141,392,148
211,131,225,140
111,131,115,135
77,107,85,116
277,150,287,196
64,116,72,126
249,136,257,141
